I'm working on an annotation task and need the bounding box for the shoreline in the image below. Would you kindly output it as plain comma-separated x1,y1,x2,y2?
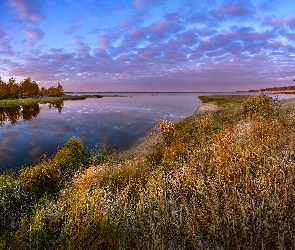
119,102,219,160
0,94,126,107
119,94,295,160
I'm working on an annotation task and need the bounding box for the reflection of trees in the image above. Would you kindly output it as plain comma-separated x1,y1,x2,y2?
0,105,39,125
0,101,63,125
0,106,21,125
48,101,64,114
22,105,41,121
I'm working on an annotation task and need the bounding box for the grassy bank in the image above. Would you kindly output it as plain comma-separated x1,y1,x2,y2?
198,94,252,106
0,95,103,107
1,94,295,249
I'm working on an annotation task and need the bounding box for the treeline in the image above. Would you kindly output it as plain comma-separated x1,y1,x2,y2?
0,77,64,99
261,85,295,91
248,85,295,92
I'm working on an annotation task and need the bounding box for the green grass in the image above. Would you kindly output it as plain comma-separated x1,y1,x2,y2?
199,94,252,106
1,94,295,249
0,95,103,107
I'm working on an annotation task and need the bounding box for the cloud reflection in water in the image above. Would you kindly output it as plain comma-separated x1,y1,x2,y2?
0,94,202,173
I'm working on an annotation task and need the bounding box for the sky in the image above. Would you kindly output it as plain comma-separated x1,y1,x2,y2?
0,0,295,92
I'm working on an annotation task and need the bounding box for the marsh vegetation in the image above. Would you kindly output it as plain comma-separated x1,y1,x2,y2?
1,94,295,249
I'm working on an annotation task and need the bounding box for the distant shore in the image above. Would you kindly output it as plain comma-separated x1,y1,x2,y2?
0,94,126,107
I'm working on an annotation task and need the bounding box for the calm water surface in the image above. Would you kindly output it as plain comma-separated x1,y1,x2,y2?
0,93,202,173
1,92,294,173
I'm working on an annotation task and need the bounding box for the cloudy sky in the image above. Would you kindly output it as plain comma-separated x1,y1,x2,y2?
0,0,295,92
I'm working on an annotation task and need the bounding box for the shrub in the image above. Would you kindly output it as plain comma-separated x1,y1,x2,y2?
242,93,277,119
88,144,114,165
19,137,88,200
0,174,31,232
154,119,175,141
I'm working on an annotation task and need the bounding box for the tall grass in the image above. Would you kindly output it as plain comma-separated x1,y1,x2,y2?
1,93,295,249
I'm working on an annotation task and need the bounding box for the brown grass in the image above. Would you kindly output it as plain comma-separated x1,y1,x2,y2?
1,94,295,249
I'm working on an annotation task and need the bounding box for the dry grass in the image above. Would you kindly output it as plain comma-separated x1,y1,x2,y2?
1,94,295,249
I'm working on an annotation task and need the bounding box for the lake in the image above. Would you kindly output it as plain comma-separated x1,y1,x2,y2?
0,93,203,173
1,92,294,174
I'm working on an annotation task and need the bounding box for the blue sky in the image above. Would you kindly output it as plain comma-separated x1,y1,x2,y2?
0,0,295,92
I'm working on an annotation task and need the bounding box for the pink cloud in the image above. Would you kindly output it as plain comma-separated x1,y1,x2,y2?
128,29,146,40
164,31,197,51
23,39,36,47
133,0,144,9
150,14,180,33
25,28,44,40
0,28,9,40
287,33,295,40
98,36,110,49
287,16,295,29
177,31,196,46
218,5,245,15
150,19,170,32
98,32,121,49
0,28,15,55
9,0,43,21
64,16,83,35
264,16,285,26
116,55,130,62
248,31,271,40
187,11,207,24
266,41,286,49
53,54,72,61
165,52,184,60
118,13,149,29
72,37,90,55
137,49,155,58
133,0,163,9
215,28,272,46
212,4,254,20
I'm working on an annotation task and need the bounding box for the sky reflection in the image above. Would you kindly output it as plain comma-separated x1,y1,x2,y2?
0,94,202,173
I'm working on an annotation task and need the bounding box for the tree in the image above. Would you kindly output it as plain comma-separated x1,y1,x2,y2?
47,83,64,97
0,77,65,99
19,77,39,98
39,87,47,96
56,82,64,96
7,78,20,98
0,78,9,99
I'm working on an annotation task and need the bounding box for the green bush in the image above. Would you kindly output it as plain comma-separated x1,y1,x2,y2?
19,137,88,199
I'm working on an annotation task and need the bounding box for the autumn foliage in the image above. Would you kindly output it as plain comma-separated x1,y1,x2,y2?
0,77,64,99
